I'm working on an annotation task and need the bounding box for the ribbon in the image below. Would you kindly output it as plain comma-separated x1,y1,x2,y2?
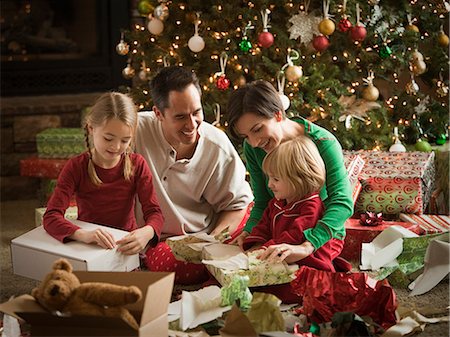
363,70,375,86
163,55,170,67
281,49,300,71
342,0,348,17
215,52,228,77
260,9,272,32
193,12,201,36
277,71,286,95
356,3,361,25
243,21,255,36
212,103,221,126
360,212,384,226
323,0,334,19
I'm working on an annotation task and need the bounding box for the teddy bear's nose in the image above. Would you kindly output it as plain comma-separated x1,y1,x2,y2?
49,285,59,296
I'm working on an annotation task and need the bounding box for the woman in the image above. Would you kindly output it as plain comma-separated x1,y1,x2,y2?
227,80,353,265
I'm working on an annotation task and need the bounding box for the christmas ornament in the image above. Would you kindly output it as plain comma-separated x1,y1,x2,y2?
435,134,447,145
239,22,254,53
389,127,406,152
414,139,432,152
379,44,392,58
312,35,329,52
318,0,335,36
338,95,381,129
288,9,321,44
437,29,449,47
350,4,366,42
154,3,169,21
147,16,164,35
362,71,379,101
281,49,302,82
138,61,150,81
338,18,352,32
277,72,290,111
188,13,205,53
137,0,154,16
435,78,449,98
360,212,383,226
122,62,135,79
405,75,419,95
410,59,426,76
116,32,129,55
258,9,274,48
405,15,419,33
215,52,230,90
411,49,424,62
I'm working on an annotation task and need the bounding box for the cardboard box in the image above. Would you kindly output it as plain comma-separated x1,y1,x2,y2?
11,220,140,281
20,157,68,179
36,128,85,159
345,151,435,215
0,270,175,336
35,206,78,227
341,218,421,262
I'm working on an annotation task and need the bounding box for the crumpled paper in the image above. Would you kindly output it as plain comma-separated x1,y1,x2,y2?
246,292,285,334
221,275,253,310
292,266,397,330
166,233,220,263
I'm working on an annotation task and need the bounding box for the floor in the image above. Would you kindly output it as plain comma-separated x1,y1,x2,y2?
0,199,448,336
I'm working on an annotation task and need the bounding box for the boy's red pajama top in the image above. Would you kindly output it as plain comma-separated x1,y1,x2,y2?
43,152,164,243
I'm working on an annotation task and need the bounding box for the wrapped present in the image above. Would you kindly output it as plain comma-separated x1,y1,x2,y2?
345,151,435,215
344,153,365,205
36,128,85,159
166,233,220,263
20,157,68,179
202,243,298,287
399,213,450,234
341,217,421,262
35,206,78,227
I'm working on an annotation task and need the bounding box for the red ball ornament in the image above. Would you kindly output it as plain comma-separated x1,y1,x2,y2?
312,35,330,52
338,18,352,32
350,25,367,42
216,75,230,90
258,31,274,48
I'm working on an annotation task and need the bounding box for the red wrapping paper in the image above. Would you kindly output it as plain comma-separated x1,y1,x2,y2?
20,157,68,179
292,266,397,330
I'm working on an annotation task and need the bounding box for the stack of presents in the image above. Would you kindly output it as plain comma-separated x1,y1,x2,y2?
2,131,449,336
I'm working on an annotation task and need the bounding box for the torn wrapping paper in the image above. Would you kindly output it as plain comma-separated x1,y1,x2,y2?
360,226,419,271
173,286,231,331
202,244,298,287
246,293,285,334
166,233,220,263
371,232,444,288
219,304,258,337
409,232,450,296
291,266,397,330
399,213,450,234
220,275,253,310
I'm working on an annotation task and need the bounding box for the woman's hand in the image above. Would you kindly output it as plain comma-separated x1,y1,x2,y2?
229,231,250,250
116,226,155,255
258,241,315,264
71,228,116,249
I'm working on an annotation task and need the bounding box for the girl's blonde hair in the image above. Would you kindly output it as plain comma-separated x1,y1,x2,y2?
262,136,326,199
84,92,137,186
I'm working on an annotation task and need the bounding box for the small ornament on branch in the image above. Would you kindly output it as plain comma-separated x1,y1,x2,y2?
405,74,420,95
362,71,379,101
312,34,330,52
137,0,154,16
437,25,449,47
188,13,205,53
338,0,352,32
405,14,419,33
154,1,169,21
277,71,290,111
318,0,335,36
258,9,274,48
434,72,449,98
282,49,302,82
116,32,129,56
215,52,230,90
122,60,135,79
409,50,426,76
138,60,150,81
288,0,321,44
147,15,164,35
239,22,254,53
350,4,366,42
389,127,406,152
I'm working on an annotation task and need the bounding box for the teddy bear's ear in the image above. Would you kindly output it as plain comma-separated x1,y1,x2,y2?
53,258,73,273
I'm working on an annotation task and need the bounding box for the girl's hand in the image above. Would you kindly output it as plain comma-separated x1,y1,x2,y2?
229,231,250,250
258,241,314,264
71,228,116,249
116,226,155,255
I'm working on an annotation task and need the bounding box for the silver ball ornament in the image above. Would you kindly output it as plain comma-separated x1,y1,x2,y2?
154,4,169,21
188,35,205,53
279,94,290,111
116,41,129,55
122,65,135,79
147,18,164,35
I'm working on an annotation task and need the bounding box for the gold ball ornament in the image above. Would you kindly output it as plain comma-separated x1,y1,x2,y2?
438,31,449,47
436,81,449,98
122,64,135,79
362,84,379,101
411,59,427,75
115,41,129,56
406,24,419,33
411,50,424,62
319,18,335,36
285,65,303,82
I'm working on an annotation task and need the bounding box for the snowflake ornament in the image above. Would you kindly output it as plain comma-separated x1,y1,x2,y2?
288,11,321,44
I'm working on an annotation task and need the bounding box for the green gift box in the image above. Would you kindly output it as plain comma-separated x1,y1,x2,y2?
36,128,85,159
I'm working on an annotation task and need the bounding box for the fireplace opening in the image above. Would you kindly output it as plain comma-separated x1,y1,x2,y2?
1,0,130,96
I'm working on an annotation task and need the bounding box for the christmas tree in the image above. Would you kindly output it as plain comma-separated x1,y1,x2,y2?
116,0,449,150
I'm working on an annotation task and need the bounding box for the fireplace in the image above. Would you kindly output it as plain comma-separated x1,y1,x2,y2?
1,0,130,96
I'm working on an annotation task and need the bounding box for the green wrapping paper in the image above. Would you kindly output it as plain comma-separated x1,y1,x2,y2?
220,275,253,311
36,128,85,159
374,233,443,287
245,292,284,333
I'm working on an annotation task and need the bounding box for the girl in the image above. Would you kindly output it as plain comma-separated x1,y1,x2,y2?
44,92,164,257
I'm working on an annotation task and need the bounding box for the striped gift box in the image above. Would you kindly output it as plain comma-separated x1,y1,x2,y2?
399,214,450,234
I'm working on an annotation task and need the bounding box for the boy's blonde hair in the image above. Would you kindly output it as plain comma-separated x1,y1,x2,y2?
84,92,137,186
262,136,326,199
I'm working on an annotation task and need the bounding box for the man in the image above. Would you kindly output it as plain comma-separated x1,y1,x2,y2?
135,66,253,284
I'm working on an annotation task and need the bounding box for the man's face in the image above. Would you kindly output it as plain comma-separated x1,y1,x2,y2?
155,84,204,148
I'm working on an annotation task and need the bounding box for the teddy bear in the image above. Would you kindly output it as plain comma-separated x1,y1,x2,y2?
31,258,142,330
